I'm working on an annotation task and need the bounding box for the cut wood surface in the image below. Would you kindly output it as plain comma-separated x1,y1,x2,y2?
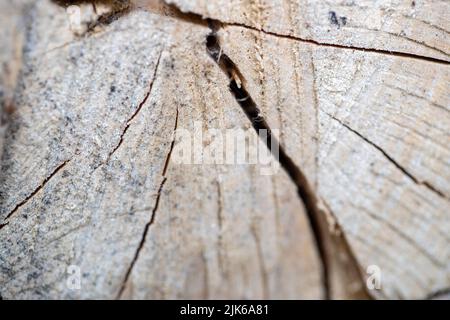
0,0,449,299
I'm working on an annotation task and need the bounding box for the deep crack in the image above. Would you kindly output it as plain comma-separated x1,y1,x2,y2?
107,50,163,161
116,105,178,299
206,22,331,299
116,176,167,299
224,21,450,65
163,2,449,65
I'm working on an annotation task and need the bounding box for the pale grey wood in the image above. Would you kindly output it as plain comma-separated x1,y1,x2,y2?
0,0,448,300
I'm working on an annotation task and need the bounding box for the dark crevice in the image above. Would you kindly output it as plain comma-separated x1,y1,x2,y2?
326,112,447,199
107,51,163,161
206,22,331,299
116,104,178,299
2,159,70,223
116,176,167,299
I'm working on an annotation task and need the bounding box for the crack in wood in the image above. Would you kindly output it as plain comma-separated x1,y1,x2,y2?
325,112,447,199
53,1,449,64
1,159,71,225
107,50,164,161
116,104,178,299
226,21,450,65
206,22,332,299
116,176,167,299
163,1,449,65
162,107,178,176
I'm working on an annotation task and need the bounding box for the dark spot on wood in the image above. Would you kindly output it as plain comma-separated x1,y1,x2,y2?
329,11,339,26
328,11,347,29
62,170,70,178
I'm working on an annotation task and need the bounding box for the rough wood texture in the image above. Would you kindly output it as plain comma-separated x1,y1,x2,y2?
0,0,449,300
0,0,29,163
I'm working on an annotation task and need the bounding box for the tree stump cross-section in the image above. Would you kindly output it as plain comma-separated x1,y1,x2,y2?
0,0,449,300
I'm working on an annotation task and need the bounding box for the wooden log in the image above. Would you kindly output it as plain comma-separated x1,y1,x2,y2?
0,0,448,299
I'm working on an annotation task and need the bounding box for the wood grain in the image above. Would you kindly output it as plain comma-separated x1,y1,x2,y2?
0,0,448,299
